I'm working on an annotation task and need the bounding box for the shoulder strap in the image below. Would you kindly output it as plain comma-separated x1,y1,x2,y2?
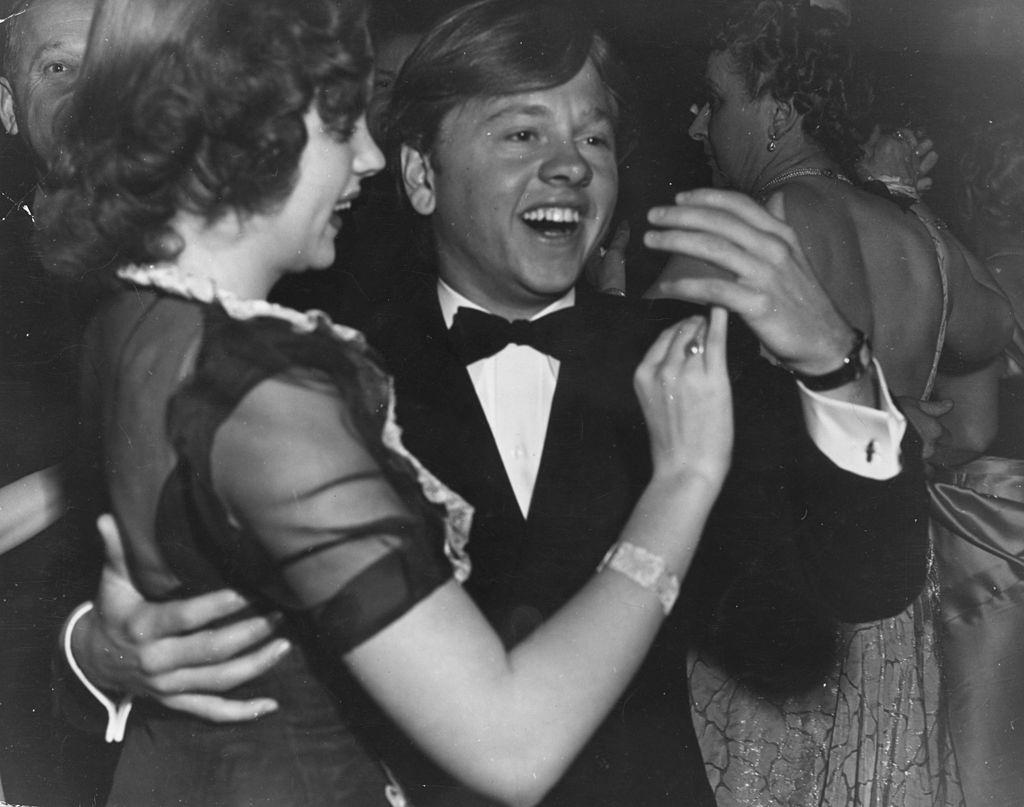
985,248,1024,262
909,204,951,399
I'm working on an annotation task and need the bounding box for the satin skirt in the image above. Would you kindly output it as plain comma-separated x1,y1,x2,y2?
931,457,1024,807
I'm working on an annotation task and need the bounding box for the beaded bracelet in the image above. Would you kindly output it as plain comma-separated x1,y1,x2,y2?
597,541,680,615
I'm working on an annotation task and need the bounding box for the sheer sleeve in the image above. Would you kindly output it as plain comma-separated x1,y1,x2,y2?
209,370,452,653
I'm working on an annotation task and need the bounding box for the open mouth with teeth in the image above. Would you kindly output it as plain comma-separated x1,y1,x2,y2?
521,206,582,237
329,199,353,229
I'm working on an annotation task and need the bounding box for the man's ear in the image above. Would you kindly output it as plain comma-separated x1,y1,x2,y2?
0,77,19,136
401,144,436,216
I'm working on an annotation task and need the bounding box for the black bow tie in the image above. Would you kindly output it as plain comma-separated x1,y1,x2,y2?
448,306,585,364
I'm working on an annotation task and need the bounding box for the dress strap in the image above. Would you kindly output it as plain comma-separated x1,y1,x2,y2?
909,205,950,400
985,249,1024,262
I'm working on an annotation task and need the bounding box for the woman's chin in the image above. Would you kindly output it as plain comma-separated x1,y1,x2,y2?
291,251,336,274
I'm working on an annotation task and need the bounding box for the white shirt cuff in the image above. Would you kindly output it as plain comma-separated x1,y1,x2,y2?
62,601,133,742
797,360,906,480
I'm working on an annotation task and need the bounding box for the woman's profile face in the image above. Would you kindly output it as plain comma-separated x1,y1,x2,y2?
688,51,774,192
259,108,385,273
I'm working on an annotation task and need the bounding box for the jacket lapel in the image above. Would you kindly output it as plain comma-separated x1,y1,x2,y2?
527,293,650,533
376,289,525,528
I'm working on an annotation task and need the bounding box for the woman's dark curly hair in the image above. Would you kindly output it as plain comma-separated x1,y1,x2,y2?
714,0,867,176
38,0,372,280
957,115,1024,237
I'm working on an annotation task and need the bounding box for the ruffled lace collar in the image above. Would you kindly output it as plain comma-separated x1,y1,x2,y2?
118,263,370,347
117,263,473,583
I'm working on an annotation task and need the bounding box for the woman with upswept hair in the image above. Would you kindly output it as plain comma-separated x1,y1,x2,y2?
39,0,734,804
646,1,1010,804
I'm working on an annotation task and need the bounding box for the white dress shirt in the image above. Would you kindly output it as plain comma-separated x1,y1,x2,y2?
438,281,572,516
438,279,906,518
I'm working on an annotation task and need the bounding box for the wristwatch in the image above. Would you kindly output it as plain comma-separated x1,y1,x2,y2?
788,328,872,392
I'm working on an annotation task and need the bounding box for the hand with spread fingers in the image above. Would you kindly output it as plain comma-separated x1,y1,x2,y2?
634,306,733,487
69,515,290,723
643,188,875,405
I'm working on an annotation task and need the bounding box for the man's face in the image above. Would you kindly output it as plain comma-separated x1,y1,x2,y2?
407,61,618,319
0,0,94,170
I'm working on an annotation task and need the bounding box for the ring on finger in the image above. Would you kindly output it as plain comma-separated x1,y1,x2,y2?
686,339,705,356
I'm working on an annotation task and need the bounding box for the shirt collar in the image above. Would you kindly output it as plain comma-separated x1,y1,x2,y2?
437,278,575,330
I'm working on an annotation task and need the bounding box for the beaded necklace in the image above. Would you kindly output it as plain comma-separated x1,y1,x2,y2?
117,263,474,582
755,167,852,199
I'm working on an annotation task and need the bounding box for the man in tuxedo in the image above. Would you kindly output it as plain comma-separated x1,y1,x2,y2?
361,4,925,803
62,2,928,804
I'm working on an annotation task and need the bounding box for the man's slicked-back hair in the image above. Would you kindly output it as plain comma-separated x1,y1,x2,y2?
384,0,636,165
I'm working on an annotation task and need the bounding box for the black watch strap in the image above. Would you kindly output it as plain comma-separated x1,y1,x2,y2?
788,329,872,392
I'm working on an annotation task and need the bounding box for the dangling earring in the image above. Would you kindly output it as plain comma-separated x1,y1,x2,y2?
767,134,778,153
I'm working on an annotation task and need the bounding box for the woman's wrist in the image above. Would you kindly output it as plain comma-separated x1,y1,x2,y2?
627,469,723,564
649,460,728,496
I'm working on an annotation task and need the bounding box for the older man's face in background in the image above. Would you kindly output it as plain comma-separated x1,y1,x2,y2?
0,0,94,169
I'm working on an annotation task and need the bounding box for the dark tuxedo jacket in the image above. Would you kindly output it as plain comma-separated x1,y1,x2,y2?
367,281,930,807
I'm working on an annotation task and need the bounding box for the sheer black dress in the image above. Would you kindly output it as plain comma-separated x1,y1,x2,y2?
83,267,470,806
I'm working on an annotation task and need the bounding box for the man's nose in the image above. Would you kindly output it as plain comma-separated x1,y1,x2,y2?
539,139,593,186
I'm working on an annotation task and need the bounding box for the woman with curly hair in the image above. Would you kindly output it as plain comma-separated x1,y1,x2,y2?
36,0,736,804
646,1,1011,804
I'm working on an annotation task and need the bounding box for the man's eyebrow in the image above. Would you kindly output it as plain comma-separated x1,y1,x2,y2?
483,103,551,124
482,103,615,127
580,106,614,126
27,39,81,64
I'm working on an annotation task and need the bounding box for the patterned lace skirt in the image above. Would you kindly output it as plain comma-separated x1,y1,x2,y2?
688,579,963,807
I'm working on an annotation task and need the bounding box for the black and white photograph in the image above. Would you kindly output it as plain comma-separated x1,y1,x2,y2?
1,0,1022,804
